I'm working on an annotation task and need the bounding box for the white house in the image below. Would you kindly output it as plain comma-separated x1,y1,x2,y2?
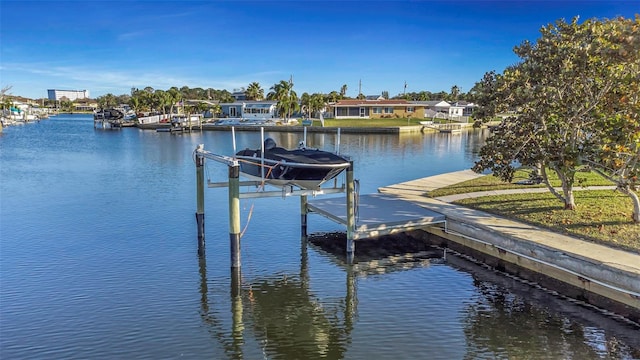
219,100,279,120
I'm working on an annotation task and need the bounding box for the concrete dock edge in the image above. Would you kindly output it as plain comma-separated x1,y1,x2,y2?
379,172,640,323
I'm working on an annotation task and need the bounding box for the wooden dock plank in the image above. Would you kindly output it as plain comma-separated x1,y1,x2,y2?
308,193,446,240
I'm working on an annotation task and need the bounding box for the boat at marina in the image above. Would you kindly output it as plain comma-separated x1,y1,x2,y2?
93,108,124,121
94,107,137,128
235,138,351,190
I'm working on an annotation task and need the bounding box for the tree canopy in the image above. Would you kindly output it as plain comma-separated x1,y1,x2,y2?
472,15,639,220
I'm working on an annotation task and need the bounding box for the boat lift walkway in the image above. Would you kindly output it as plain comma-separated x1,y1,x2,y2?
308,193,446,240
308,170,482,241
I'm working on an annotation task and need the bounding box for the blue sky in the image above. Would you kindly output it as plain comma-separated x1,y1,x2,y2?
1,1,637,100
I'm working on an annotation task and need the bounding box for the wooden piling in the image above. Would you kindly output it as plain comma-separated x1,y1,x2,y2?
346,160,355,262
229,163,241,268
196,145,206,255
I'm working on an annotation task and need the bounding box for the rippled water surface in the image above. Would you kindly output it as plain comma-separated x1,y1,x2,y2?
1,115,638,359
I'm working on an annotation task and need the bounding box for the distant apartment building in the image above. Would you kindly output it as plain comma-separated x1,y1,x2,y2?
47,89,90,101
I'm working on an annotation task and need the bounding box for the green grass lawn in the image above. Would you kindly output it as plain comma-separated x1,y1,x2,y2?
428,169,615,197
429,170,639,253
306,118,466,127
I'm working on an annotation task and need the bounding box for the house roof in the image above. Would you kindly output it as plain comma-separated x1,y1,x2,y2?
411,100,450,107
332,99,412,107
218,100,277,106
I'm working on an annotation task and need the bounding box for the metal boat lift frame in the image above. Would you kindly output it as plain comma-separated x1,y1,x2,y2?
194,126,447,268
194,127,358,267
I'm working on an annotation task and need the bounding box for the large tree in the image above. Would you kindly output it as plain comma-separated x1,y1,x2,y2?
473,16,640,215
1,85,13,110
468,71,502,124
583,16,640,221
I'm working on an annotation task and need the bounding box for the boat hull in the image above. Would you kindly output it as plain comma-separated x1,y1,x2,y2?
236,147,350,190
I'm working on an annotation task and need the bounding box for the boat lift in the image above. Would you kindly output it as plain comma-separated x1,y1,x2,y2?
194,127,358,266
194,126,447,268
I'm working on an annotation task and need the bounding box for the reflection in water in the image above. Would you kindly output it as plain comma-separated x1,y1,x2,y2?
199,256,245,360
445,255,640,360
197,231,640,359
243,236,354,360
198,238,356,360
463,280,640,359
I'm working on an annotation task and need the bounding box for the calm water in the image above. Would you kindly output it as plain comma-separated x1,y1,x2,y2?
1,114,638,359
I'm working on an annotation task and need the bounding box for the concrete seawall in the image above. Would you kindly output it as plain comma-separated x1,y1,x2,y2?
136,123,482,134
138,123,429,134
379,172,640,323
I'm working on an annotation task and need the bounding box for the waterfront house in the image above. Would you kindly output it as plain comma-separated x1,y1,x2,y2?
411,100,475,122
452,101,477,117
328,99,427,119
231,91,247,101
218,100,279,120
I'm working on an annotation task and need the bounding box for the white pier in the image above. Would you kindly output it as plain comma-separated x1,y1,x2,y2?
308,193,446,240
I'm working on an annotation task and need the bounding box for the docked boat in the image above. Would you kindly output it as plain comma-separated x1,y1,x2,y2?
93,108,124,121
235,138,351,190
94,107,138,128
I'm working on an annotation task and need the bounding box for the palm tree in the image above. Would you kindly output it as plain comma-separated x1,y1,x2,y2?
326,91,340,103
267,80,298,120
300,92,311,118
153,90,170,114
245,82,264,101
309,93,326,118
128,96,141,114
96,93,116,109
340,84,348,98
418,91,429,101
286,90,299,120
167,88,182,116
450,85,460,102
299,93,324,119
135,87,155,112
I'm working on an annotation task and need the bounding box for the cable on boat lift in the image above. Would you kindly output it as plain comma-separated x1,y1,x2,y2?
239,160,280,239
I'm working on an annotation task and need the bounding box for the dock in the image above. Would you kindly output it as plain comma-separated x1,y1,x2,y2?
308,193,445,240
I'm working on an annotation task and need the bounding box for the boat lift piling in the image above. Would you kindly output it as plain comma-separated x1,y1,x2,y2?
196,145,206,255
228,163,241,268
301,194,308,237
194,144,244,265
345,161,356,261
